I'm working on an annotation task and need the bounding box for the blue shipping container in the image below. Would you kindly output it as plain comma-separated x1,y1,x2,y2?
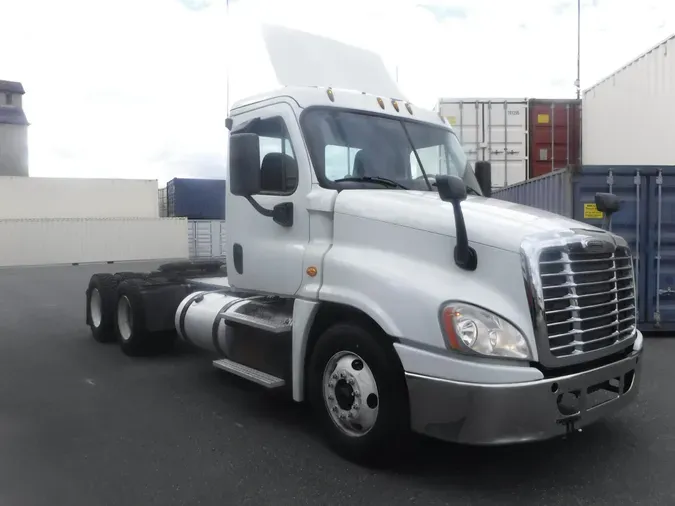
493,165,675,332
167,178,226,220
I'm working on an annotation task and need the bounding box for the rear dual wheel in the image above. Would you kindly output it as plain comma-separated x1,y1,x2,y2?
114,280,175,357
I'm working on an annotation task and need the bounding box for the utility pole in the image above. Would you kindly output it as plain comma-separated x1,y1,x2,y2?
575,0,581,99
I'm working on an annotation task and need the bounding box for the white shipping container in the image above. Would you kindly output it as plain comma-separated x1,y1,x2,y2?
438,98,529,188
582,35,675,165
0,177,159,219
0,217,188,267
188,220,227,259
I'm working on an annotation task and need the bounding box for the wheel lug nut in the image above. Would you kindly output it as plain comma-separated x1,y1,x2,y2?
347,378,355,385
332,406,338,412
332,373,339,380
354,391,360,398
328,382,335,388
328,395,335,401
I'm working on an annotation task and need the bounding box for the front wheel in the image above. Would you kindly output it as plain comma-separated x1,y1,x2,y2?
307,322,410,466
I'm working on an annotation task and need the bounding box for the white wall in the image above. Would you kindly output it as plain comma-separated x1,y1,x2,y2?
0,217,188,267
0,177,159,219
583,35,675,165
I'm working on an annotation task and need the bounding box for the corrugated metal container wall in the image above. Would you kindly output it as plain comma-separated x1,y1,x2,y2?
158,187,168,217
0,177,159,219
582,35,675,165
528,99,581,177
167,178,226,220
0,217,188,267
491,168,573,217
438,98,528,189
493,165,675,331
188,220,227,259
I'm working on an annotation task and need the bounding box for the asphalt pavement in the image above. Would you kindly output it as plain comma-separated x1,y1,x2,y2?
0,262,673,506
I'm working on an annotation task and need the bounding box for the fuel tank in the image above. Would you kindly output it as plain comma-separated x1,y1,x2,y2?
175,290,247,356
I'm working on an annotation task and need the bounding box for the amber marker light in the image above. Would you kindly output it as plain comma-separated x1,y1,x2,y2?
326,88,335,102
376,97,385,109
405,102,413,114
391,99,400,112
306,266,318,277
441,306,461,350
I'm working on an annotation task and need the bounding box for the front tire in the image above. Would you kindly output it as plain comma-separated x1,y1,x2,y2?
307,321,410,466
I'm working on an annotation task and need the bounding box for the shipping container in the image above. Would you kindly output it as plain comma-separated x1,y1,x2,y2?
493,165,675,331
188,220,227,259
0,177,159,219
166,178,226,220
528,99,581,178
0,217,188,267
582,35,675,165
158,187,168,217
437,97,581,188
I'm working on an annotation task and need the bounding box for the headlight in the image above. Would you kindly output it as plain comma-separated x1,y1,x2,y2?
440,303,532,360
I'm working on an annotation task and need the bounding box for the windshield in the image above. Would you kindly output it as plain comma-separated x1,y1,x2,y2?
301,108,482,194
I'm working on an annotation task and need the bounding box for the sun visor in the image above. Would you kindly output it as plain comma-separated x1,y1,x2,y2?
261,24,406,101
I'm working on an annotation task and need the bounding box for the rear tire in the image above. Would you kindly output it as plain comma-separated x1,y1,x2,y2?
307,321,410,466
115,280,175,356
86,274,118,343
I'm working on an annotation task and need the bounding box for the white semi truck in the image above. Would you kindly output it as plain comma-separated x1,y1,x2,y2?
84,26,643,465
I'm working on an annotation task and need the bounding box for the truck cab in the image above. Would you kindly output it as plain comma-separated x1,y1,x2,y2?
85,25,643,465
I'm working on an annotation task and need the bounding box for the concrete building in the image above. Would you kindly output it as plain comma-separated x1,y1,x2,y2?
0,80,29,177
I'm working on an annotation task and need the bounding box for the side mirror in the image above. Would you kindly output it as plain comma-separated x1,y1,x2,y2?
435,175,467,203
229,133,261,197
594,192,621,232
435,175,476,271
594,192,621,216
474,161,492,197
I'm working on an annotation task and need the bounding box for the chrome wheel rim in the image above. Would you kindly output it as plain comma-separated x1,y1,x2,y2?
322,351,379,437
117,296,133,341
90,289,102,328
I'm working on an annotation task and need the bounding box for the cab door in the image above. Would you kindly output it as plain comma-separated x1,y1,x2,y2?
226,101,310,296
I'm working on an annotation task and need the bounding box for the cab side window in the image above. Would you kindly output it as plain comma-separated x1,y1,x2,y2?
250,116,298,195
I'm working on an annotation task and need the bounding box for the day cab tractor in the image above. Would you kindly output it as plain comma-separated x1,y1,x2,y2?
84,26,643,465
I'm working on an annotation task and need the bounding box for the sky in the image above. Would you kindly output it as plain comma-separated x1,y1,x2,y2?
1,0,673,183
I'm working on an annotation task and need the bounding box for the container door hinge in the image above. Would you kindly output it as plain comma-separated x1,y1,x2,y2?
634,173,641,186
656,172,663,185
606,170,614,186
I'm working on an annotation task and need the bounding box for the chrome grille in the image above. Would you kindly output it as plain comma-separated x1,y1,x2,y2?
539,245,636,358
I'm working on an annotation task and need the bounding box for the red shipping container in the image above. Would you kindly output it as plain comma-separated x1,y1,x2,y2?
528,99,582,178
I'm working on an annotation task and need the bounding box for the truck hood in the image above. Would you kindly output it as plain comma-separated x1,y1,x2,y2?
334,190,602,252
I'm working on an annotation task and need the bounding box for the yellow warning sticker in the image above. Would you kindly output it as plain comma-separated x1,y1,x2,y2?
446,116,457,125
537,113,550,124
583,203,604,219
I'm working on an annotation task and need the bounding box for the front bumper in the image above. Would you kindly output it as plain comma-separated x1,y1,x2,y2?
406,349,642,445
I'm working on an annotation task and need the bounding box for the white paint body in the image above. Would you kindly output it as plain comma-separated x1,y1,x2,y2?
582,35,675,165
437,98,528,188
224,85,619,395
0,176,159,219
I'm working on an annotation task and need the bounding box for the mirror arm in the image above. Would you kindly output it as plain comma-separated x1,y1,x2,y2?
451,200,477,271
245,197,294,227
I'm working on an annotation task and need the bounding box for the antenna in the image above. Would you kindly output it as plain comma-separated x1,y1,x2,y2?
576,0,581,99
226,0,230,115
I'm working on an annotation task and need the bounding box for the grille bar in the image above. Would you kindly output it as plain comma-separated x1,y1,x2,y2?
539,245,636,359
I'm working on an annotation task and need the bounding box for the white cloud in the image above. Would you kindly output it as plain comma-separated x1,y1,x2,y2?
1,0,673,181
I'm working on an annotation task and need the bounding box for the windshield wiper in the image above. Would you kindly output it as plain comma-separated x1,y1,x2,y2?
333,176,409,190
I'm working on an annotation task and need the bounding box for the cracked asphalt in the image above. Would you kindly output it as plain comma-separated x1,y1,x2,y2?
0,262,673,506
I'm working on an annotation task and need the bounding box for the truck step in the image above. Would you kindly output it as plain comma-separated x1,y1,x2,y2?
212,358,286,388
222,298,293,334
